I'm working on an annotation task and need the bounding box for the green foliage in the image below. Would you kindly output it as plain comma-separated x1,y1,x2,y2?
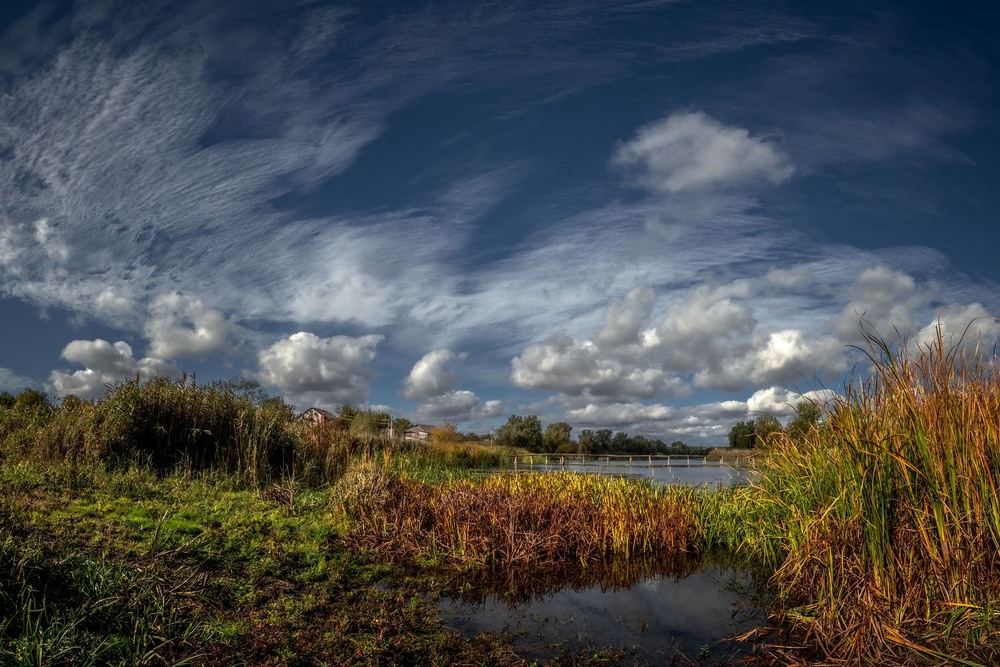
753,415,782,448
0,379,303,486
392,417,413,439
785,399,824,442
542,421,572,451
430,422,462,446
729,415,782,449
728,421,755,448
494,414,543,451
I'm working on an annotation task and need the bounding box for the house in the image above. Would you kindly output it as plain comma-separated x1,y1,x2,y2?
298,407,338,427
404,424,437,442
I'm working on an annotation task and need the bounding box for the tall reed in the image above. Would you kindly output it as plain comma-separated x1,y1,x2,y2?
748,324,1000,664
340,466,700,570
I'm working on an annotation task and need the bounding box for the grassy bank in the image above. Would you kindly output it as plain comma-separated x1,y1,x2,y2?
5,325,1000,664
0,461,536,666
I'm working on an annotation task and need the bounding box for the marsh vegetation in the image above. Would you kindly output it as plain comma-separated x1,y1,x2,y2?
2,325,1000,664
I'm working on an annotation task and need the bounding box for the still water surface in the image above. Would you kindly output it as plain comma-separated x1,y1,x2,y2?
441,462,765,662
494,458,756,486
440,563,765,663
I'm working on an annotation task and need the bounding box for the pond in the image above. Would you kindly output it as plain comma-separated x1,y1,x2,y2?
438,561,766,664
432,459,766,662
495,456,756,486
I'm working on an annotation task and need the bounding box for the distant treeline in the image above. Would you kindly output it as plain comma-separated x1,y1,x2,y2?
488,414,711,455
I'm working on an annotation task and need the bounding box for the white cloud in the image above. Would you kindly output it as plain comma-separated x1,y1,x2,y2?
33,218,69,263
256,331,383,410
144,292,235,360
47,339,178,399
512,333,687,400
913,304,997,355
746,386,837,417
766,265,814,290
833,266,923,339
562,399,750,443
658,281,756,379
403,349,503,423
412,391,503,424
402,348,464,401
565,402,676,427
0,223,20,269
94,287,136,317
612,111,794,195
596,286,656,347
748,329,843,385
0,368,34,393
512,286,690,401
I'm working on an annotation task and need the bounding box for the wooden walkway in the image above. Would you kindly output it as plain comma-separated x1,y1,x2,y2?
508,453,739,469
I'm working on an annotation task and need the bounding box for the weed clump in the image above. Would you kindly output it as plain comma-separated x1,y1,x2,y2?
341,466,700,571
748,325,1000,664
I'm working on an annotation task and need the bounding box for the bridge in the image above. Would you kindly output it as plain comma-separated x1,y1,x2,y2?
507,453,743,470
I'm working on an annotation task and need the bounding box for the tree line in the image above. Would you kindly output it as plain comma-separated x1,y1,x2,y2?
491,414,712,455
728,399,824,449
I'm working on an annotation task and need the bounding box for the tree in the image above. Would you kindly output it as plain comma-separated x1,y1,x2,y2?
542,422,573,451
393,417,413,439
754,415,783,448
348,408,391,438
729,420,756,448
786,399,823,442
431,421,463,446
495,414,543,451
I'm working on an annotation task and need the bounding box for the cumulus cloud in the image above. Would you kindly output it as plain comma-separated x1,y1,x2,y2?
596,286,656,347
402,348,503,423
913,304,997,354
512,333,687,400
612,111,794,195
512,287,689,401
833,266,924,339
657,281,756,380
746,386,838,417
413,390,503,423
144,292,235,360
402,349,464,401
34,218,69,263
256,331,383,409
48,339,178,399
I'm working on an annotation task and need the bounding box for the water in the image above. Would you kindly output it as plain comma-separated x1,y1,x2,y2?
440,459,764,661
494,458,755,486
439,563,765,663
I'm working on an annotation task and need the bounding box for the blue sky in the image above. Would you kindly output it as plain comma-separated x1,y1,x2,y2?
1,0,998,443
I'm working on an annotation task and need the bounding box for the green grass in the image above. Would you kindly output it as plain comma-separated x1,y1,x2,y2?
0,461,541,666
733,325,1000,665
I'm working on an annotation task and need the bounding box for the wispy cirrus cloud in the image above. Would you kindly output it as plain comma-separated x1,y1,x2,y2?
0,367,34,393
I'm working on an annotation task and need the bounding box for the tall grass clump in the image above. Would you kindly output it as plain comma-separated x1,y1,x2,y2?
750,324,1000,664
2,378,302,485
340,466,700,570
392,440,525,472
293,419,395,485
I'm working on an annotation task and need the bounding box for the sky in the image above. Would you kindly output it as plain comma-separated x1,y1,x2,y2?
1,0,998,444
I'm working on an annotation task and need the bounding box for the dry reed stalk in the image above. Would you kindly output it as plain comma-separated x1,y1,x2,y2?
751,322,1000,664
342,469,700,570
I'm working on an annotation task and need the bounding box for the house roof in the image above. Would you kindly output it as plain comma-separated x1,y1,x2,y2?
298,407,336,420
404,424,437,433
